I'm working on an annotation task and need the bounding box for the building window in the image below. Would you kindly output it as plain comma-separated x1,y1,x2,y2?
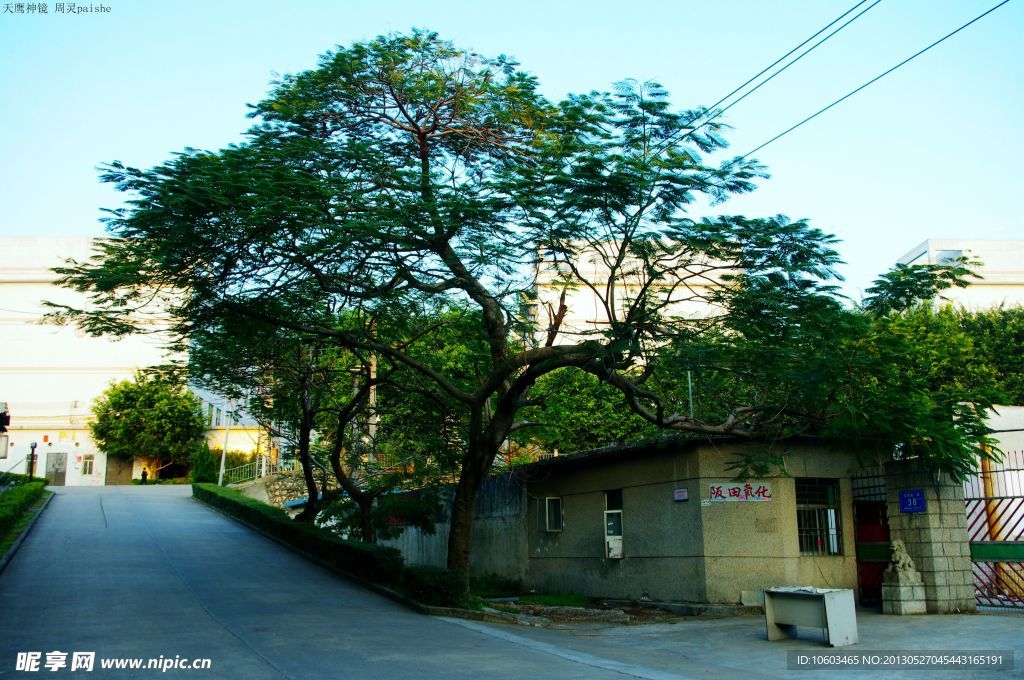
544,497,562,532
797,478,842,555
207,404,214,426
82,454,94,476
215,407,222,427
605,489,623,559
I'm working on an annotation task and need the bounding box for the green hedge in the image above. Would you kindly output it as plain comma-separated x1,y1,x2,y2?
0,473,48,487
0,481,46,535
192,484,404,585
402,565,466,607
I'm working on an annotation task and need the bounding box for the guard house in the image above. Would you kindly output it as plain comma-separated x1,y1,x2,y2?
521,437,861,605
386,435,977,611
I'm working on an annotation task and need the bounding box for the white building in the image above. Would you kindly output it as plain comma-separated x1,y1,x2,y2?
531,243,730,346
0,237,262,485
898,239,1024,310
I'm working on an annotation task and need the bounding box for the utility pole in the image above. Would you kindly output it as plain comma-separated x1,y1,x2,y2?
217,398,233,486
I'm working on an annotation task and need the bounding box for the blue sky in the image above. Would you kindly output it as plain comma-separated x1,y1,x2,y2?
1,0,1020,299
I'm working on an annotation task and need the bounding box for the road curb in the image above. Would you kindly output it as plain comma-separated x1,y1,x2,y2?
190,494,516,625
0,491,54,576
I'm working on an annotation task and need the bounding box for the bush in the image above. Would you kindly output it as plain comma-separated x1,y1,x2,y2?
208,448,256,470
0,473,47,487
471,573,524,598
134,477,189,485
189,443,217,483
192,484,404,584
402,565,466,607
0,481,46,535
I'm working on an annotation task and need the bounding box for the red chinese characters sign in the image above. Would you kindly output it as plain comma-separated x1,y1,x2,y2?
707,482,773,502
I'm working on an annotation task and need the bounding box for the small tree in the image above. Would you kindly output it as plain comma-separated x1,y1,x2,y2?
90,372,205,471
189,442,218,483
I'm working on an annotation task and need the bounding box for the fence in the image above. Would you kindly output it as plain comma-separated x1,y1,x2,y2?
963,450,1024,610
223,458,299,485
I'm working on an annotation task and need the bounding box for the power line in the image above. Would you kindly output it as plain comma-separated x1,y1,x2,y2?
660,0,881,154
707,0,882,128
737,0,1012,162
694,0,880,128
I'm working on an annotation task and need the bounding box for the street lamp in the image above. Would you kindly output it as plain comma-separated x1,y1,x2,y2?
28,441,37,478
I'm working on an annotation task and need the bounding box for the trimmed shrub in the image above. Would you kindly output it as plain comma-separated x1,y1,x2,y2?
402,565,466,607
0,473,47,487
189,443,217,483
0,481,46,535
192,484,403,585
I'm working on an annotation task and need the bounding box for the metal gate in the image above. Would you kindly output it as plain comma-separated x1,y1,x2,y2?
853,466,889,608
963,450,1024,610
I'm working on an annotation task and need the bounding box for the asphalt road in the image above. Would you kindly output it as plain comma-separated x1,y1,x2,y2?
2,486,1022,679
0,486,678,679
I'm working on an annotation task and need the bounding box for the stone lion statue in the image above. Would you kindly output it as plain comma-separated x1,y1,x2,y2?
886,539,916,574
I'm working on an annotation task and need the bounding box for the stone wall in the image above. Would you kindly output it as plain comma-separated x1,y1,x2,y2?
884,460,975,613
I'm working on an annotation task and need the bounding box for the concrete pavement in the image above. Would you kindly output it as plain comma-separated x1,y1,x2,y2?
1,485,1022,679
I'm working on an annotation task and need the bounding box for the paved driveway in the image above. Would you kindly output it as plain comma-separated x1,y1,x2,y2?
1,486,1022,679
0,486,656,679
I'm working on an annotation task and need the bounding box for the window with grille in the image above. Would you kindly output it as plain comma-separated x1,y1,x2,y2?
796,478,842,555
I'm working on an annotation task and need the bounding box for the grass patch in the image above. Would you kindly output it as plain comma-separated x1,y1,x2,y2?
0,489,52,557
0,482,47,536
471,573,524,598
519,593,591,607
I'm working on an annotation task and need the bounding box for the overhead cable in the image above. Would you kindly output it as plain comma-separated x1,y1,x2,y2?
737,0,1012,161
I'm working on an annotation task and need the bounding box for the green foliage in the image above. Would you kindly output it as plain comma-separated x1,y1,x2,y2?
525,369,652,453
862,258,978,315
50,30,1007,571
0,473,48,486
470,573,524,598
91,372,205,465
318,489,444,541
207,448,255,471
189,442,218,483
192,484,403,584
959,306,1024,405
401,565,466,607
133,477,189,485
0,481,46,536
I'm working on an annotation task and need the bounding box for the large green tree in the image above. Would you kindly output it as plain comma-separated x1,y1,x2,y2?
48,31,993,586
90,372,205,467
188,306,476,536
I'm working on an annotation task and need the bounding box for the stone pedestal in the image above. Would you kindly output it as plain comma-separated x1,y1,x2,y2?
884,460,976,613
882,569,927,615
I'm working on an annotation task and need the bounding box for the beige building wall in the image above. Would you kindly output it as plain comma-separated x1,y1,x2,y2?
531,244,731,346
698,444,859,603
897,239,1024,310
526,441,861,604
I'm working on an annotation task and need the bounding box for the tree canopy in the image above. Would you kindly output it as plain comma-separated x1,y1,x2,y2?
49,30,1000,582
90,372,205,465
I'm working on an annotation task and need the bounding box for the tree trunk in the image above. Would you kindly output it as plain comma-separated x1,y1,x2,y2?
359,498,376,544
446,463,483,589
294,421,320,523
